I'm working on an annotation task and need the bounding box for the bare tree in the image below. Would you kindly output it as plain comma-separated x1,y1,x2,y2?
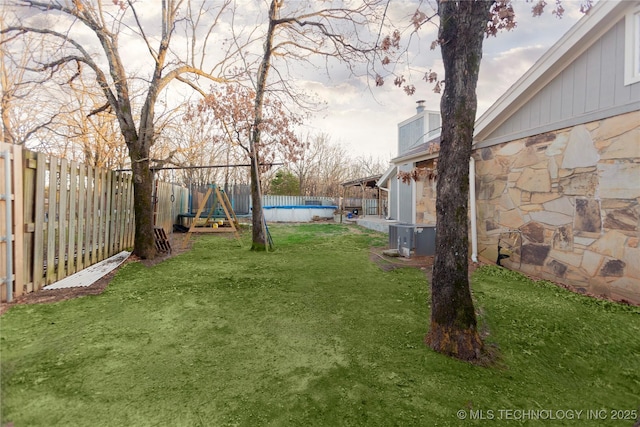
379,0,591,361
239,0,386,250
3,0,234,259
0,10,66,146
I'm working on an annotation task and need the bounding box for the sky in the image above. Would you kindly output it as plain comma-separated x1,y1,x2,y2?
7,0,588,164
299,1,587,162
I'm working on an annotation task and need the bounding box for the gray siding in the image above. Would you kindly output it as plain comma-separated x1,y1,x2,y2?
488,19,640,141
389,177,398,220
397,112,441,155
398,117,424,155
397,164,413,223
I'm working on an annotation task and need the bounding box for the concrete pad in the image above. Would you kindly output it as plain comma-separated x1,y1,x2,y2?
43,251,131,290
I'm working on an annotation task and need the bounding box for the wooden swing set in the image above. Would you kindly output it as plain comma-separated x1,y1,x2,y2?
182,184,240,247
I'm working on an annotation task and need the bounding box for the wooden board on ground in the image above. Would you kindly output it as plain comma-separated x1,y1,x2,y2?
42,251,130,290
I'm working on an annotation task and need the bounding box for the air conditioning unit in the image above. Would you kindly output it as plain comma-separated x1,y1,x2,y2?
397,225,414,257
414,224,436,256
388,224,400,249
388,223,437,258
388,224,414,257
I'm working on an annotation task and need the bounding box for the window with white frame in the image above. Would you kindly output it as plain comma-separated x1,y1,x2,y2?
625,5,640,85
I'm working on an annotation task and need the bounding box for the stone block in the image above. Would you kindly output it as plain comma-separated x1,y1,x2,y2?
546,259,568,277
531,192,561,204
600,129,640,160
603,207,638,232
516,168,551,193
497,140,525,157
574,198,601,233
595,110,640,141
520,221,545,243
588,230,628,259
507,188,522,204
543,197,574,216
529,211,573,226
601,199,636,209
480,246,499,264
559,172,598,196
581,250,604,277
477,177,507,200
500,192,516,210
512,147,543,168
598,163,640,199
520,204,542,212
561,125,599,169
622,246,640,279
480,147,493,160
548,157,559,179
574,236,596,247
558,168,573,178
526,132,556,147
499,209,524,229
599,259,626,277
521,244,551,266
485,219,500,232
549,248,582,267
609,277,640,305
531,160,549,170
545,132,568,157
552,226,573,251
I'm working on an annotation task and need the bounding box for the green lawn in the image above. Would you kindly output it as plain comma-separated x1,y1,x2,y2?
1,224,639,426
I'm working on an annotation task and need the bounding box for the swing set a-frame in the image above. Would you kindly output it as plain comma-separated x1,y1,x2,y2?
182,184,240,247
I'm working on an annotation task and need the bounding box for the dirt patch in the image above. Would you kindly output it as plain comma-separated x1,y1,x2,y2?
369,246,485,281
0,233,193,316
369,246,434,272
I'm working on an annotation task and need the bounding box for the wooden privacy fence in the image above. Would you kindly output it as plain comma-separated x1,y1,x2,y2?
21,150,135,299
1,147,189,303
0,144,24,303
153,181,189,234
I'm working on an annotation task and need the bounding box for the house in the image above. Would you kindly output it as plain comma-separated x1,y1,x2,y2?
377,101,441,225
379,0,640,304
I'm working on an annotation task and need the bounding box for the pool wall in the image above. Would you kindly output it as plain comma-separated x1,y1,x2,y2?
262,205,338,222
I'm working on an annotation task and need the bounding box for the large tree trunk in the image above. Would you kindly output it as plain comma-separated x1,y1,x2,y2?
426,0,492,361
128,140,157,260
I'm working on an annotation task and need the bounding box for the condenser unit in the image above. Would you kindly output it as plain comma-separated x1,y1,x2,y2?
388,223,437,257
414,224,436,256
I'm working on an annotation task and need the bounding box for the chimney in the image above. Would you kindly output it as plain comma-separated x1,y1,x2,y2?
416,100,425,113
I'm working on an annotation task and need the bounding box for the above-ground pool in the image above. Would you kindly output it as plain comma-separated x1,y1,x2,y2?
263,205,338,222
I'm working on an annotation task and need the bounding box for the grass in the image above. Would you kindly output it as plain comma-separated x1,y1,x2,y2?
1,223,639,426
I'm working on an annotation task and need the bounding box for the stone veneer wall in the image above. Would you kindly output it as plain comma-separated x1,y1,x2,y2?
415,159,438,224
473,110,640,304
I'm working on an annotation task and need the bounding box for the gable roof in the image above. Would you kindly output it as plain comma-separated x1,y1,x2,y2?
474,0,634,143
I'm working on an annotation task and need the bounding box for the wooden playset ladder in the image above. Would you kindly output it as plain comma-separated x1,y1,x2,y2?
182,185,240,247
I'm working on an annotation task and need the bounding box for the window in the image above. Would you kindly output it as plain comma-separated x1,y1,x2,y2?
625,5,640,85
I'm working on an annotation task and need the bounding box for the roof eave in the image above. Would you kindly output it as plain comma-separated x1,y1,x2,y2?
474,0,629,143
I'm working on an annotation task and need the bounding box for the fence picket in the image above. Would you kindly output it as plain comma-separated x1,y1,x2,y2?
84,166,93,269
32,152,46,291
22,151,36,292
77,164,86,271
67,162,78,276
91,168,99,265
45,158,57,285
56,159,68,282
